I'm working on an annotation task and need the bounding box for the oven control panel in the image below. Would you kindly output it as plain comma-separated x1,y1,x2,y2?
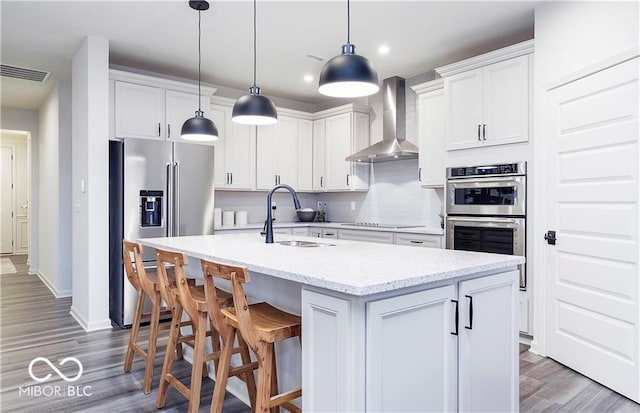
447,162,526,178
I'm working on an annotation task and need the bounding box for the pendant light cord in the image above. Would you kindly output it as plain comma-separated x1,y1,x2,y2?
198,9,202,112
253,0,257,87
346,0,350,44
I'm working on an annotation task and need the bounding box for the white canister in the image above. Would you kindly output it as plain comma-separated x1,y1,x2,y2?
214,208,222,228
236,211,248,226
222,211,235,227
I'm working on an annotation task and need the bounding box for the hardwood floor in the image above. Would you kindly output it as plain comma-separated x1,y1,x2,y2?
1,254,639,412
1,254,250,413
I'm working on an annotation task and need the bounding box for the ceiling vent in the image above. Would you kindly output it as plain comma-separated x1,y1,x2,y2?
0,64,50,83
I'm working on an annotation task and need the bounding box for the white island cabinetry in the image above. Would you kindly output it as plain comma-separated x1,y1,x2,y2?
139,233,522,412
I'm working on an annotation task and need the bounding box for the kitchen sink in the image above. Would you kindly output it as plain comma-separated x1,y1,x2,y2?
277,240,335,247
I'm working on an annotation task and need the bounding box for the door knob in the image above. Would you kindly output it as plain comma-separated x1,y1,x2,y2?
544,230,557,245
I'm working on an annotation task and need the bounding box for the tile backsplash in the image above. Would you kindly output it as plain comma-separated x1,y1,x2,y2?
215,159,443,228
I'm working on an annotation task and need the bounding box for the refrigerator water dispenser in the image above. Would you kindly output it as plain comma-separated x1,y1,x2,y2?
140,190,163,227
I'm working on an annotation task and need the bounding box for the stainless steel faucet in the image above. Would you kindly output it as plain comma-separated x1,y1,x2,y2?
264,184,301,243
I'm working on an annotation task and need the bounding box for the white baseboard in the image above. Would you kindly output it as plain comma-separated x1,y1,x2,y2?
69,305,113,332
37,270,72,298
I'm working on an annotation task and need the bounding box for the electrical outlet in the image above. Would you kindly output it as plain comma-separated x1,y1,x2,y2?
350,202,356,211
317,201,322,210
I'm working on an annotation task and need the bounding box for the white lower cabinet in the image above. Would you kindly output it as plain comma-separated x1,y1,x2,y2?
337,229,394,244
366,270,519,412
393,233,442,248
291,227,309,236
367,286,458,412
308,227,336,238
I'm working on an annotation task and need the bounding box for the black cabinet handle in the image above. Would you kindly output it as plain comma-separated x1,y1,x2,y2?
167,124,171,138
158,123,161,137
482,124,486,141
465,295,473,330
229,173,232,185
320,176,324,188
418,167,422,181
477,125,481,141
410,240,424,244
346,174,350,187
451,299,459,336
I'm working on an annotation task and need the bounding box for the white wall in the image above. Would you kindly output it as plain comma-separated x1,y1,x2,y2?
531,1,639,354
70,36,111,332
37,82,72,297
1,107,39,272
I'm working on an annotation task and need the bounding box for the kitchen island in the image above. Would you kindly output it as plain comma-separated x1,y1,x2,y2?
139,232,524,412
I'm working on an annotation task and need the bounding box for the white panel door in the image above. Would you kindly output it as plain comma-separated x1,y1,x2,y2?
0,146,13,253
545,57,639,403
367,286,457,412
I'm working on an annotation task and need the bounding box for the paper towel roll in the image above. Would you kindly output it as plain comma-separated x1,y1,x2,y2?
214,208,222,228
222,211,235,227
236,211,248,226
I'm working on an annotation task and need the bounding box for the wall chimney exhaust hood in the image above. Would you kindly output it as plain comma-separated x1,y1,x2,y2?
346,76,418,163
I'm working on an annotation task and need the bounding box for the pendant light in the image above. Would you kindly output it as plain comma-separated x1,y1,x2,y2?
232,0,278,125
181,0,219,141
318,0,379,98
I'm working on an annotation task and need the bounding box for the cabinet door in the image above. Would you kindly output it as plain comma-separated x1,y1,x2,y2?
209,105,228,187
417,89,445,187
115,81,164,140
444,69,483,151
165,90,199,141
256,124,276,189
309,228,322,238
482,55,529,146
292,227,309,236
274,116,299,189
367,286,458,412
227,121,256,189
458,270,519,413
297,119,314,191
312,119,326,191
324,113,352,190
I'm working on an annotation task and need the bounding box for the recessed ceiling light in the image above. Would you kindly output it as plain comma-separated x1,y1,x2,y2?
378,45,390,55
304,74,314,83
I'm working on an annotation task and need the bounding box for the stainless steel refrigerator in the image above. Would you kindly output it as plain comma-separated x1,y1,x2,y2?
109,138,215,328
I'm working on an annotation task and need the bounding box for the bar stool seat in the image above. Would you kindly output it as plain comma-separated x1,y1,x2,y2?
209,261,302,413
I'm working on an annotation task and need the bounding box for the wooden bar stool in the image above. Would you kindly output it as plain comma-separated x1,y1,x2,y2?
210,262,302,413
155,248,237,413
201,259,260,413
122,240,177,394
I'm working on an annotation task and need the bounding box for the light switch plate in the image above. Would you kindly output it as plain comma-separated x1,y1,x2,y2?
350,202,356,210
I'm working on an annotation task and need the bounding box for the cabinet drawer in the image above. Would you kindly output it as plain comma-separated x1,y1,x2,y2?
394,233,442,248
292,227,309,236
338,229,394,244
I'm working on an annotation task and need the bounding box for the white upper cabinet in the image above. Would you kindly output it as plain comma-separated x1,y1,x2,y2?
412,79,445,187
312,119,326,191
438,41,533,151
112,70,215,143
316,106,370,192
210,97,256,190
257,116,299,190
297,119,314,191
115,81,165,140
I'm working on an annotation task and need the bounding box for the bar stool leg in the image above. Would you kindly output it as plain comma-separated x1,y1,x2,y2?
142,293,161,394
238,333,258,410
156,302,182,409
124,292,145,373
255,342,275,413
210,327,235,413
269,344,279,413
187,312,207,413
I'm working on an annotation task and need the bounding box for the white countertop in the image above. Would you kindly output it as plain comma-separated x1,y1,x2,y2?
215,221,445,235
139,233,524,296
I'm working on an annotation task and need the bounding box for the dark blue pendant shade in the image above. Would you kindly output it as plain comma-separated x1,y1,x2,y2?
318,43,379,98
181,110,219,141
232,86,278,125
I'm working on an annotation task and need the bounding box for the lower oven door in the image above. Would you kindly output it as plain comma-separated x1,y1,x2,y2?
446,216,526,290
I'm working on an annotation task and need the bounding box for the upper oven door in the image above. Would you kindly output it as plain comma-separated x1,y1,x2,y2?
446,175,526,216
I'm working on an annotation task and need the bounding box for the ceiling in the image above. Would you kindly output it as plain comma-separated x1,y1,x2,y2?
1,1,536,110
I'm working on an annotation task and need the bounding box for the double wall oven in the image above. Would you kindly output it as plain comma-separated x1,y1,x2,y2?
445,162,527,290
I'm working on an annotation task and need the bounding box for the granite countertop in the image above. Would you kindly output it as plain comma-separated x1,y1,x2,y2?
139,233,523,296
215,221,445,236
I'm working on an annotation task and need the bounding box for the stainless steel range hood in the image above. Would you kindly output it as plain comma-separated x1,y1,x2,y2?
346,76,418,163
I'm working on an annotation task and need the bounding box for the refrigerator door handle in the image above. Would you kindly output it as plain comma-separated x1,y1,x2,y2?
166,163,173,237
174,162,180,236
